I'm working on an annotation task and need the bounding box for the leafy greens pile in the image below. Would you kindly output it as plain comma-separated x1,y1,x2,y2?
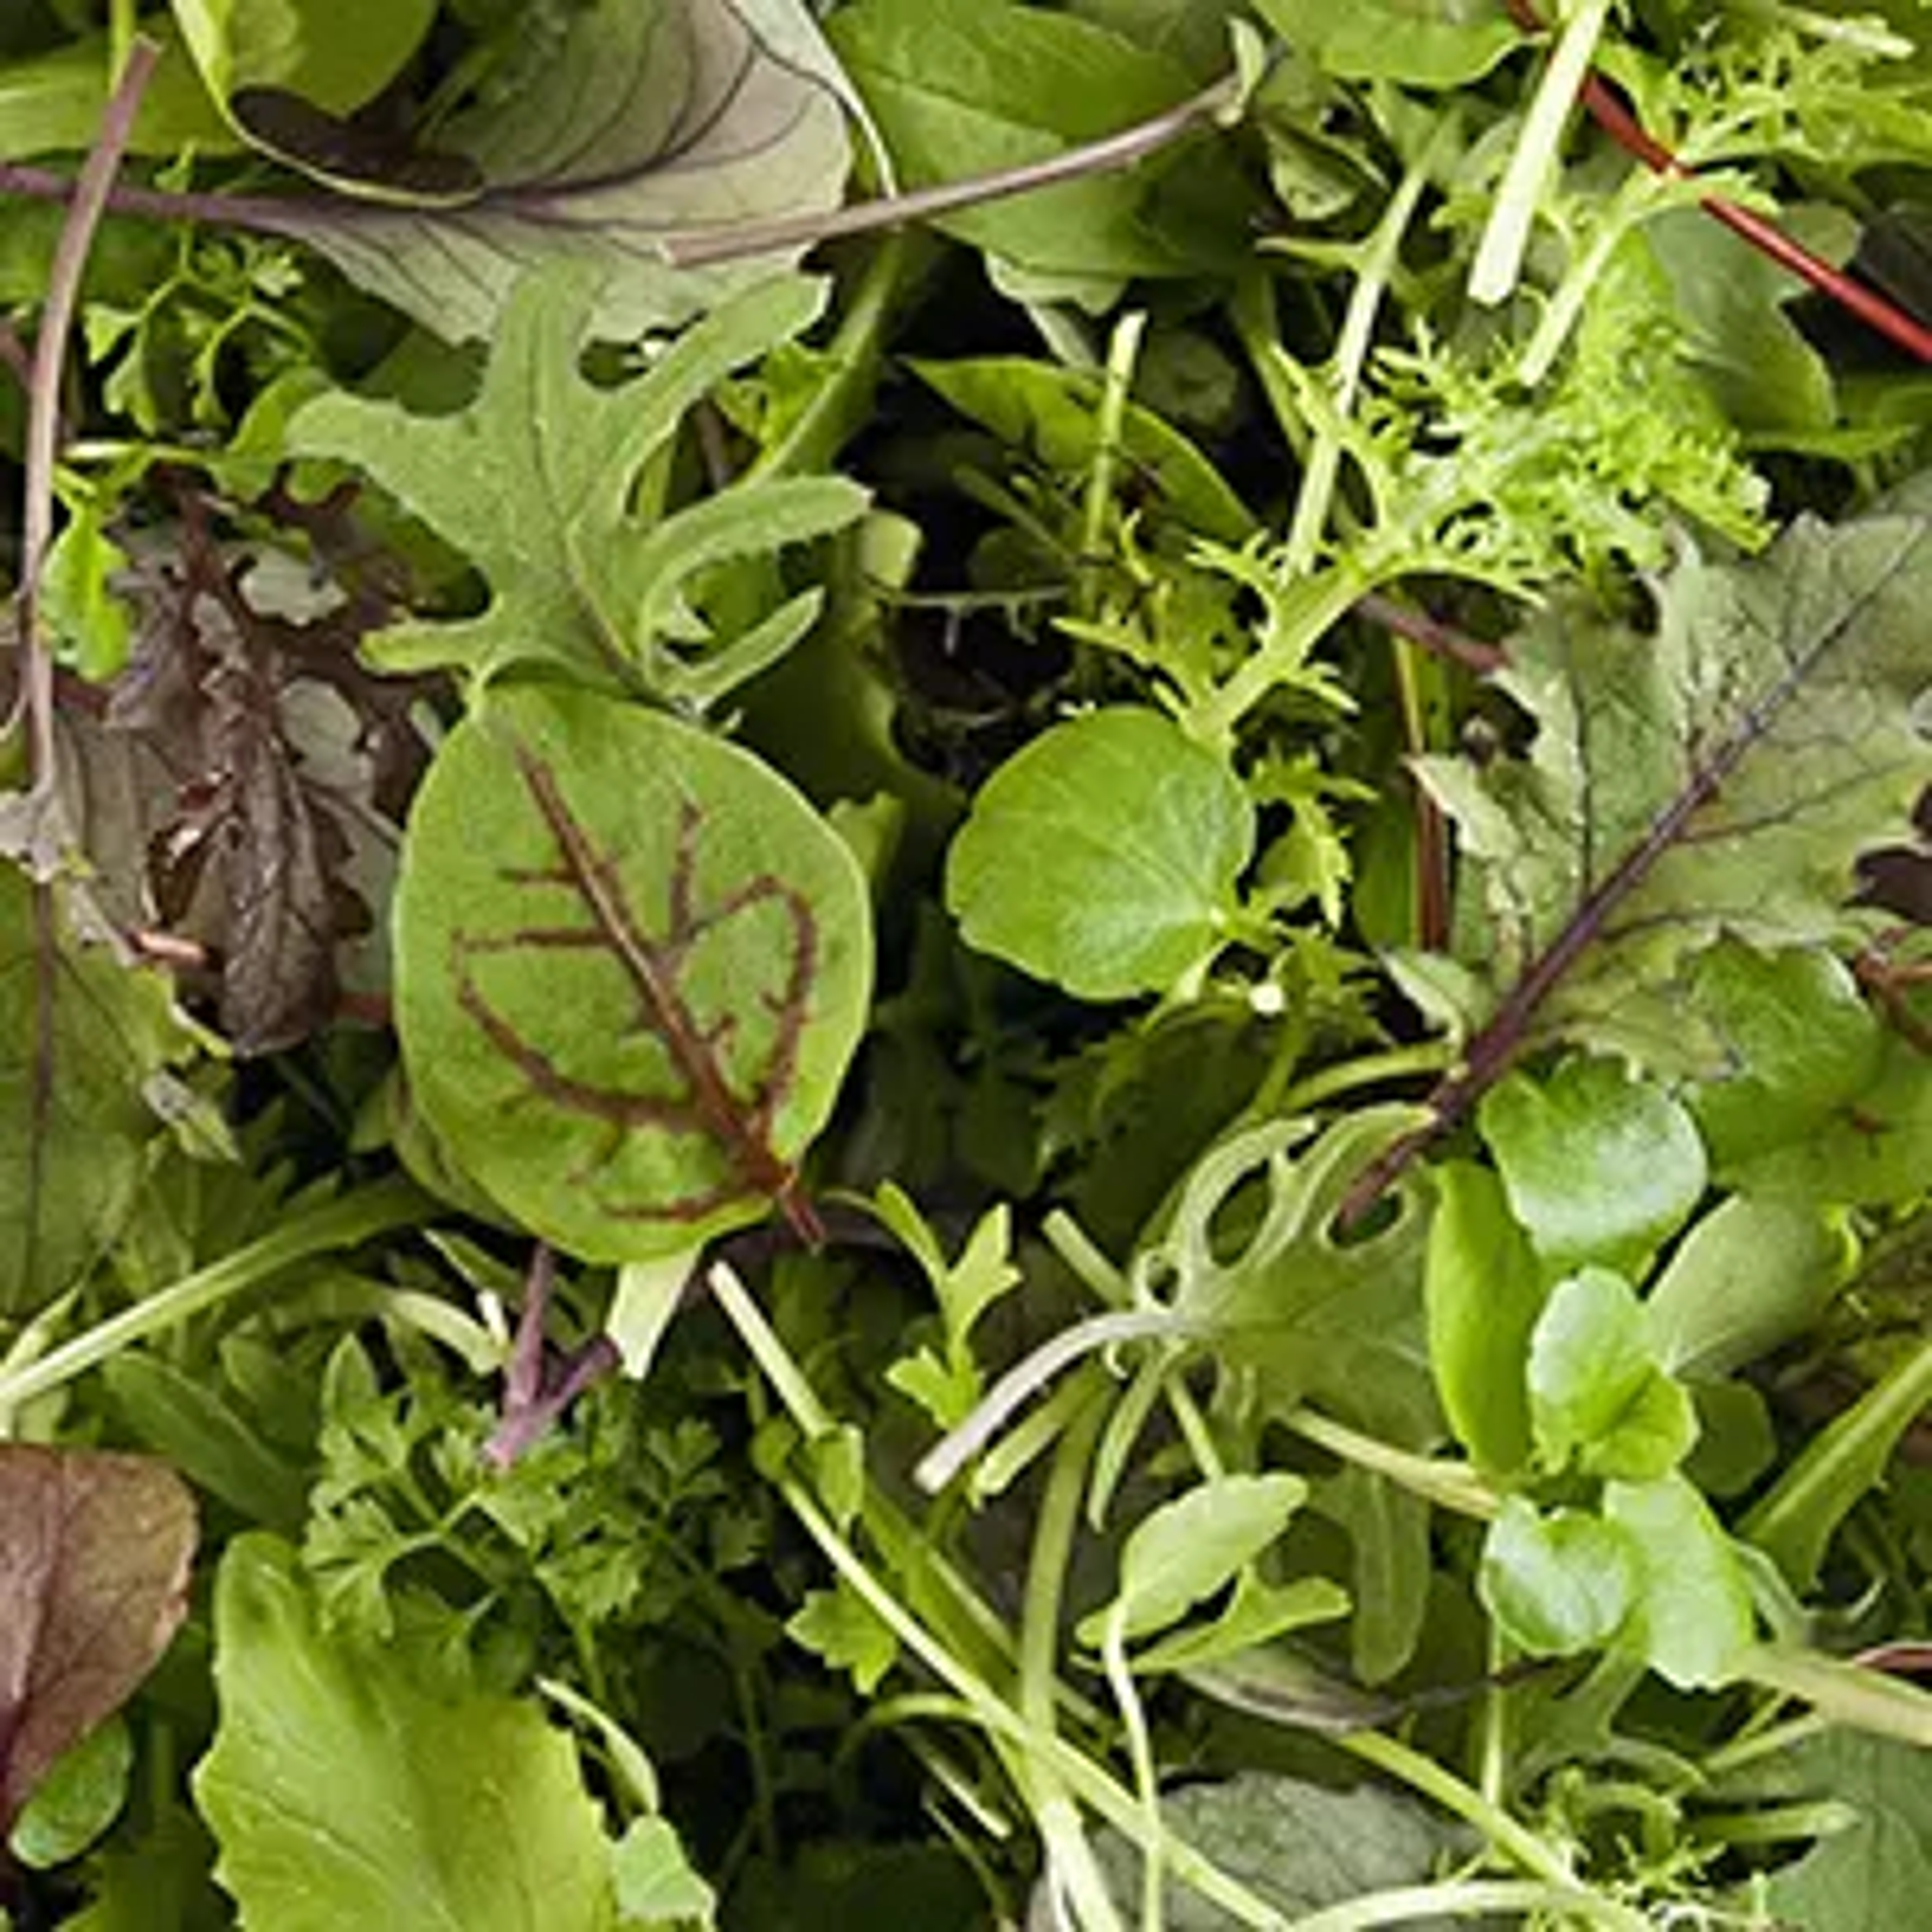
6,1,1932,1927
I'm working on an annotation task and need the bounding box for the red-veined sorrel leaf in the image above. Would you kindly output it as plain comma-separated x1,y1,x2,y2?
0,1445,196,1836
393,686,872,1262
1352,509,1932,1211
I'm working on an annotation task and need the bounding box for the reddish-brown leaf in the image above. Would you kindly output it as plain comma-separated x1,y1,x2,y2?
0,1445,197,1833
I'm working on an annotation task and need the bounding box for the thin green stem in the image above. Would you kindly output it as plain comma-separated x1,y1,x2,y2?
1284,1878,1645,1931
1273,1042,1454,1117
1282,1406,1499,1520
0,1176,433,1424
1078,309,1146,619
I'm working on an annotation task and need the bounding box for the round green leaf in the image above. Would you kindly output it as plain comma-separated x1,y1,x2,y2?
945,708,1252,1000
394,687,872,1262
1478,1498,1637,1658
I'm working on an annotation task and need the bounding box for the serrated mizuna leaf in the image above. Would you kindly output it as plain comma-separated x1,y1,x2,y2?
0,1447,196,1836
194,1535,611,1932
1416,517,1932,1073
394,687,872,1262
254,0,856,341
292,269,862,691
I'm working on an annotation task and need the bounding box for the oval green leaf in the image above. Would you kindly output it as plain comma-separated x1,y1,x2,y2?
394,687,872,1262
945,707,1252,1000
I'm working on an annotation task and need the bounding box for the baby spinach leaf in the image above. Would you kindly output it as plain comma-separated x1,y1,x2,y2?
393,686,872,1262
250,0,860,340
945,707,1252,1001
195,1535,615,1931
293,266,864,694
1479,1057,1706,1279
0,1446,196,1838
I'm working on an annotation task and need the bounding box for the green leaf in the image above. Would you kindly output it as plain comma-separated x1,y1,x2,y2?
1527,1268,1697,1482
195,1535,615,1931
1683,942,1884,1170
1765,1730,1932,1929
0,870,202,1316
1413,514,1932,1076
1082,1474,1309,1645
1084,1772,1462,1928
1424,1161,1544,1474
910,357,1256,543
787,1580,899,1695
1645,1197,1857,1380
1250,0,1519,87
291,268,862,690
393,686,872,1262
1606,1474,1754,1689
0,25,236,158
829,0,1248,283
611,1816,717,1929
171,0,437,119
1479,1499,1638,1658
1480,1057,1706,1278
8,1717,132,1870
0,1447,197,1838
263,0,858,341
945,708,1252,1000
1132,1572,1350,1676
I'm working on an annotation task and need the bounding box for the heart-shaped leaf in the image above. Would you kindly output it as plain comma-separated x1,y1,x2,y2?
394,686,872,1261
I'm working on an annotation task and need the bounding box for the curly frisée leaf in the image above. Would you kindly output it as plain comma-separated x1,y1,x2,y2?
394,686,872,1262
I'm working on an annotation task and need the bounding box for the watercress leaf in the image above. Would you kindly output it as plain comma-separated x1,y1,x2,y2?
1528,1268,1696,1481
1646,1198,1857,1380
909,357,1257,543
290,267,831,690
1250,0,1519,88
1480,1057,1707,1278
1683,941,1883,1170
1131,1572,1350,1676
1424,1161,1543,1475
258,0,858,341
1414,513,1932,1079
1605,1475,1755,1689
1083,1473,1309,1645
8,1716,132,1870
828,0,1248,283
0,1447,196,1837
1478,1499,1638,1658
945,707,1252,1001
786,1580,898,1694
611,1815,717,1928
394,686,871,1262
0,870,203,1316
171,0,438,122
195,1534,615,1931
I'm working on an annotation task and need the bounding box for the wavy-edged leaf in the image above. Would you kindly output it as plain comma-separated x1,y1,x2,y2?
0,868,202,1316
292,267,862,692
0,1447,196,1837
394,686,872,1262
252,0,859,340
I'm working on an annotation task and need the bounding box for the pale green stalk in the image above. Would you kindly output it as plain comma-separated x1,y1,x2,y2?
1282,1405,1499,1520
1079,310,1147,619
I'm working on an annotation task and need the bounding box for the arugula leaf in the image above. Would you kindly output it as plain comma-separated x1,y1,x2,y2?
292,267,864,692
196,1535,617,1932
253,0,859,339
394,686,872,1261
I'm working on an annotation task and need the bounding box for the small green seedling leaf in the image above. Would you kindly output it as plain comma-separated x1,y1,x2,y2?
787,1580,899,1695
394,686,872,1263
1480,1057,1706,1278
1479,1498,1638,1658
611,1815,718,1929
1606,1474,1755,1689
1080,1473,1308,1646
1424,1161,1544,1474
1528,1268,1696,1482
946,707,1253,1000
